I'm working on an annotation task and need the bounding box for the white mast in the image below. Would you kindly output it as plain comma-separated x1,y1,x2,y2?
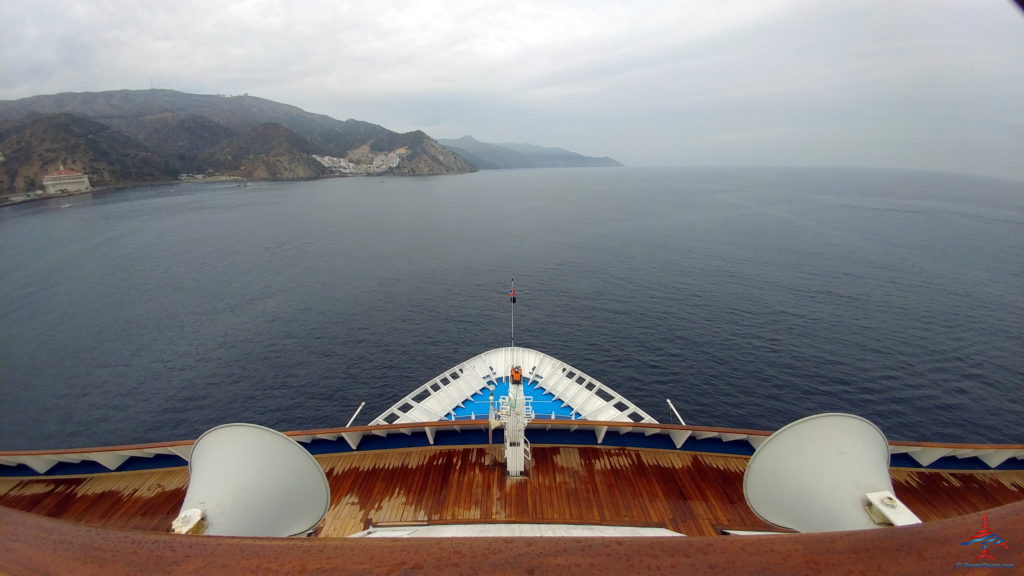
510,278,516,368
499,278,531,477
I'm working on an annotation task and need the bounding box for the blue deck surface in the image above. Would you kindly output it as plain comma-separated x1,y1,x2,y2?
449,377,578,420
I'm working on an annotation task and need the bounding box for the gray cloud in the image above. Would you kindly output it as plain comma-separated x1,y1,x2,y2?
2,0,1021,180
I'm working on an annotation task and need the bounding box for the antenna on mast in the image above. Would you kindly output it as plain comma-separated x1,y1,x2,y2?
509,278,517,356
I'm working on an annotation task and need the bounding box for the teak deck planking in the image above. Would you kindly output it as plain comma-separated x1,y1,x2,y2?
1,444,1022,537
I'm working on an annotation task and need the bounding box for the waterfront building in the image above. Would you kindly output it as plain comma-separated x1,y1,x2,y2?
42,168,91,194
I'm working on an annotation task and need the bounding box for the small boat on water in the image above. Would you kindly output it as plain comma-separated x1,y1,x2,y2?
1,288,1021,574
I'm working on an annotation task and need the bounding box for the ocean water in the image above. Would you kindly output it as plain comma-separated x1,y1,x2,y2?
1,167,1021,449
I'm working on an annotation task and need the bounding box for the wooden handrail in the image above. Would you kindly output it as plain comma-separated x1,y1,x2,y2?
1,419,1021,457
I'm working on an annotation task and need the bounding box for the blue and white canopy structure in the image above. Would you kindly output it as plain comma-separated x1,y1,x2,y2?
370,347,657,425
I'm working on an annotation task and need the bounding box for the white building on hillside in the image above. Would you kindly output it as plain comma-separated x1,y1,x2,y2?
42,168,91,194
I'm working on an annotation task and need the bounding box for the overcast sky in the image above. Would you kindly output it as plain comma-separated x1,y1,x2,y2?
2,0,1022,180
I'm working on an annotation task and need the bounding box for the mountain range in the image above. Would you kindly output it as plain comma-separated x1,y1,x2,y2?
0,90,619,196
438,136,621,170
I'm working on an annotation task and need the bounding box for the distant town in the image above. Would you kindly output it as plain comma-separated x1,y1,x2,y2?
0,151,408,206
312,152,402,175
0,149,410,206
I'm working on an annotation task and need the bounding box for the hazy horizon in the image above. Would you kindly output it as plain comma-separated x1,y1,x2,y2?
2,1,1022,181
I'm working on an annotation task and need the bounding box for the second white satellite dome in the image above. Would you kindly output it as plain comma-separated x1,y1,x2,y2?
743,413,904,533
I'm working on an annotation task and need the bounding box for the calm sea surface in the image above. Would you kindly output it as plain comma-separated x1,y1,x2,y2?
1,167,1022,449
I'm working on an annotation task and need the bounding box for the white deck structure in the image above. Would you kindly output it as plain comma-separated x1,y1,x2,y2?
350,524,682,537
369,347,657,425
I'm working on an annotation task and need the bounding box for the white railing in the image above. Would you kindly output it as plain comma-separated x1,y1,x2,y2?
370,347,656,426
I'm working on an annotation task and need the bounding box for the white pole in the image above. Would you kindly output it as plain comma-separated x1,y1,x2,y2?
666,399,686,425
346,401,366,427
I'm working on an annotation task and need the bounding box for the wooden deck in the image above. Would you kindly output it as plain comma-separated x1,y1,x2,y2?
2,444,1023,537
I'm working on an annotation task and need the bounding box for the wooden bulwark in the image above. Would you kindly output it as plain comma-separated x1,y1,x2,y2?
3,500,1022,576
1,444,1023,537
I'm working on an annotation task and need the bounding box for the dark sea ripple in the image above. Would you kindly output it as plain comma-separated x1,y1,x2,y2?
1,167,1021,449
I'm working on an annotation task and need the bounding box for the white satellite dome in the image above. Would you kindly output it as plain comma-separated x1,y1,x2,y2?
173,423,330,537
743,413,917,533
